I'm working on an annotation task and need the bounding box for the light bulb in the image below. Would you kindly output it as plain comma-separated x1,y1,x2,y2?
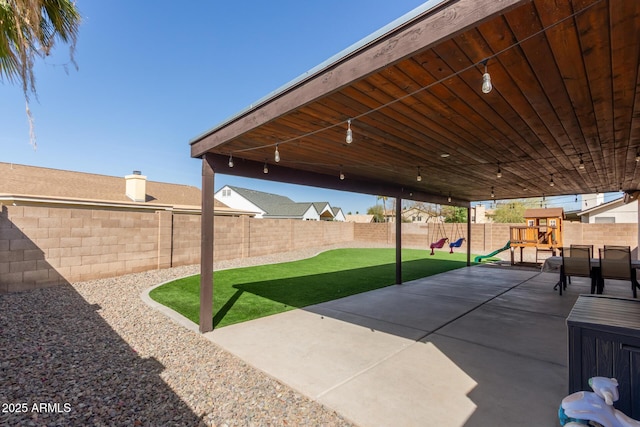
447,194,452,203
491,187,495,198
496,167,502,178
416,168,422,182
579,158,584,169
549,175,554,187
228,155,234,168
482,72,492,94
339,171,345,180
346,119,353,144
263,163,268,174
274,145,280,163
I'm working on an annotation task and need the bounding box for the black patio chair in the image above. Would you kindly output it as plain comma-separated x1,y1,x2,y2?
559,245,595,296
598,246,640,298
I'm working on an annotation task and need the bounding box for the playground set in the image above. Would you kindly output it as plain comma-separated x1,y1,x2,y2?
431,207,565,265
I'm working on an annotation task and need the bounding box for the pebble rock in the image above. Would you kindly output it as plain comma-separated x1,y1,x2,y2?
0,244,389,426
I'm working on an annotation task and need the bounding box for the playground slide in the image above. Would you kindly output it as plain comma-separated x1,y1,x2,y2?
473,241,511,263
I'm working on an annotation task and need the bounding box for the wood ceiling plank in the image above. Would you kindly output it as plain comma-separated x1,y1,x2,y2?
606,0,640,189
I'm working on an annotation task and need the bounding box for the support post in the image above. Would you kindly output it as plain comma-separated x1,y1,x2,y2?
199,154,214,333
396,197,402,284
467,206,471,266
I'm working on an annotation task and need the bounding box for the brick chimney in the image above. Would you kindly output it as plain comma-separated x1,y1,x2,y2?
125,170,147,202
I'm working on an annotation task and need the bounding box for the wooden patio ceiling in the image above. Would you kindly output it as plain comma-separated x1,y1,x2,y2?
190,0,640,207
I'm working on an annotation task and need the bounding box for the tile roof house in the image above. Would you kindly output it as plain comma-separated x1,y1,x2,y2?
215,185,345,221
0,162,249,215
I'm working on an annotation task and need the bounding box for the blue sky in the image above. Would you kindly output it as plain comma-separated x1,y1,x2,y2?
1,0,616,213
1,0,434,215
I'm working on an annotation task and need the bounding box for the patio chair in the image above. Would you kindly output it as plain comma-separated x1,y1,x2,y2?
598,246,640,298
559,245,595,296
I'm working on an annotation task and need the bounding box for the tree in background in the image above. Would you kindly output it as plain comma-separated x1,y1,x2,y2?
376,196,388,221
0,0,81,149
489,201,529,223
442,205,467,223
367,205,384,222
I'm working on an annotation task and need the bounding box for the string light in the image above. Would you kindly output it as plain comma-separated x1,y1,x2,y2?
496,163,502,178
228,155,234,168
263,161,269,174
416,167,422,182
636,150,640,162
578,153,584,170
481,59,492,94
274,144,280,162
229,3,601,162
549,174,554,187
339,168,345,180
447,193,452,203
490,187,495,198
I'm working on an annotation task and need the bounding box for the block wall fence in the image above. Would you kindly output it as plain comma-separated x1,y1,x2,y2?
1,204,638,292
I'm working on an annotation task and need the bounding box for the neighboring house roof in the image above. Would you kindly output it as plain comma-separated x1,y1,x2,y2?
263,202,316,219
345,214,374,223
577,197,624,216
227,186,295,213
331,207,343,216
0,162,249,215
225,186,342,220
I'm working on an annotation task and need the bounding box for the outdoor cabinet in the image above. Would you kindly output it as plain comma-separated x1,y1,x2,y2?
567,294,640,418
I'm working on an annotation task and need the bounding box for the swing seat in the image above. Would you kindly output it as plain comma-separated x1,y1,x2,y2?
430,238,449,255
449,237,465,253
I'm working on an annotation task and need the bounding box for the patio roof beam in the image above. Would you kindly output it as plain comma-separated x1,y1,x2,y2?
206,153,469,208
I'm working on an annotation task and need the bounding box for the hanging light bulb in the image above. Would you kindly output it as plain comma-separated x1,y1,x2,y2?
496,163,502,178
447,193,452,203
345,119,353,144
339,169,345,180
578,153,585,170
263,162,269,174
481,60,492,94
416,167,422,182
636,150,640,162
274,144,280,163
490,187,495,198
228,155,234,168
549,174,554,187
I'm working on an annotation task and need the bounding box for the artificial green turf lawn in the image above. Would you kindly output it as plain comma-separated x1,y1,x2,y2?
149,248,475,328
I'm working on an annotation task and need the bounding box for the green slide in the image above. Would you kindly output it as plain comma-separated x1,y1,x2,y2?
474,241,511,263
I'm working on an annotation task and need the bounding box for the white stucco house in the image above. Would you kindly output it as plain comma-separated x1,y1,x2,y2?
578,196,639,223
214,186,345,221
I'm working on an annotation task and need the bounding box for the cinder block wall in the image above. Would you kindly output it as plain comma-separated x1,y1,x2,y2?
2,202,638,293
353,221,639,261
1,205,160,292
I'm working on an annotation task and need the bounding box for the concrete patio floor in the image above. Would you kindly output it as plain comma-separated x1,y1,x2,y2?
203,264,638,426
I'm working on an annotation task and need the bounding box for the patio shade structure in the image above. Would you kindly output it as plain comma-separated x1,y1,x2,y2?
190,0,640,332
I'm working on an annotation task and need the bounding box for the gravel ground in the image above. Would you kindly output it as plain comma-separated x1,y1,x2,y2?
0,243,391,426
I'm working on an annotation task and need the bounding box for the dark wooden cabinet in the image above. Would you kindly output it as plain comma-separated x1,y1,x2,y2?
567,295,640,418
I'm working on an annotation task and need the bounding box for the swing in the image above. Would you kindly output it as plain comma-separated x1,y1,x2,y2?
430,238,448,255
449,222,466,253
429,206,448,255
